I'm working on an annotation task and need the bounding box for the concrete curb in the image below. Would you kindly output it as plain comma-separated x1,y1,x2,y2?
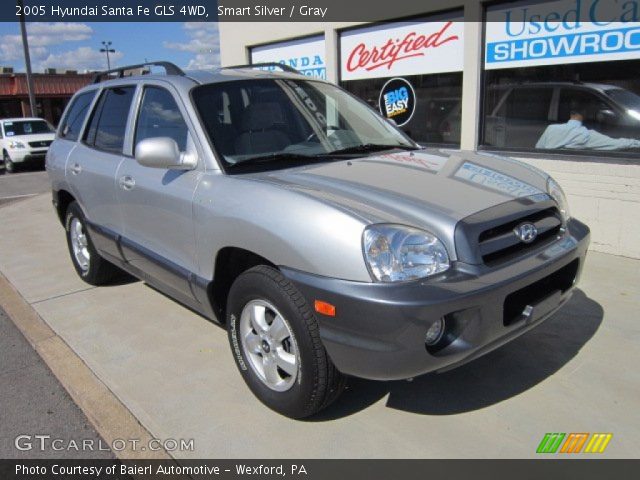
0,271,175,463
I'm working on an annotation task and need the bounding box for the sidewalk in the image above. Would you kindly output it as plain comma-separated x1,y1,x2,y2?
0,194,638,458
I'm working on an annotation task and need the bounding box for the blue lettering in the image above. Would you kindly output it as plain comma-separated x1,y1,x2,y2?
621,0,639,21
505,9,527,37
590,0,614,26
564,0,581,30
530,14,542,34
545,12,560,32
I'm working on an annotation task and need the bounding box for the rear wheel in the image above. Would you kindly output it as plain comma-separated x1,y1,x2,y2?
64,201,122,285
227,265,346,418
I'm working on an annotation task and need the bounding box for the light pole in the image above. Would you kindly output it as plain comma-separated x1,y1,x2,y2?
17,0,36,117
100,41,115,70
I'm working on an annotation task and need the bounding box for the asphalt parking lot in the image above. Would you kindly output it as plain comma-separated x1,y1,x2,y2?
0,169,50,206
0,305,114,459
0,194,638,459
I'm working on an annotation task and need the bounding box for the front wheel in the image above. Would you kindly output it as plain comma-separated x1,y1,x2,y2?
226,266,346,418
3,151,15,174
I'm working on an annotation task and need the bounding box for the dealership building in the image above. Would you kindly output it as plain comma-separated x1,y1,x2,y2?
219,0,640,259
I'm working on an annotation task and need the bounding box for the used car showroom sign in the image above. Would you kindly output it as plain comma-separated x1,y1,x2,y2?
485,0,640,69
340,19,464,80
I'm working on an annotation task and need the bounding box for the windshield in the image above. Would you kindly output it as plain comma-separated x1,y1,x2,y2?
192,78,417,169
3,120,53,136
606,88,640,112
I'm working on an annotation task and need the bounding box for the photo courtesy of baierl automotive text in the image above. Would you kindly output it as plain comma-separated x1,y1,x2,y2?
0,0,638,477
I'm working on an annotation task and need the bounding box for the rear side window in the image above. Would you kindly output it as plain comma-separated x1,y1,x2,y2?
134,87,188,152
84,86,135,153
505,88,553,121
59,91,96,141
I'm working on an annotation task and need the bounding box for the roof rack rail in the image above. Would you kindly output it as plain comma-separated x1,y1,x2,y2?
92,61,185,84
224,62,301,74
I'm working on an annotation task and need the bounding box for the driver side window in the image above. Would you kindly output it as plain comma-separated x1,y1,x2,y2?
558,89,610,125
135,86,188,152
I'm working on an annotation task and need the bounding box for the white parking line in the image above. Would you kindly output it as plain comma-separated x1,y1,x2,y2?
0,193,38,201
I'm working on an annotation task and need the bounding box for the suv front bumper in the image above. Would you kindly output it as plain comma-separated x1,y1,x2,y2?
282,219,590,381
5,149,48,164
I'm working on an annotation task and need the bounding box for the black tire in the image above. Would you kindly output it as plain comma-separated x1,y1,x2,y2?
3,151,15,174
64,201,122,286
227,265,346,419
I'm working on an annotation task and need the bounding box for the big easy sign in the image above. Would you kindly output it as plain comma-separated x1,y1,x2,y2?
340,19,464,81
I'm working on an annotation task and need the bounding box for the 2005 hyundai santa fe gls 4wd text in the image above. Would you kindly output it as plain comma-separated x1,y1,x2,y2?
47,62,590,418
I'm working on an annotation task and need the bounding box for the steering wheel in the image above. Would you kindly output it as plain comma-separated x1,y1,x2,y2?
306,125,341,142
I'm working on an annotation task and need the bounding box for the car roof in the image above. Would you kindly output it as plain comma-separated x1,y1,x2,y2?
80,66,322,92
491,81,617,92
1,117,47,122
187,67,320,84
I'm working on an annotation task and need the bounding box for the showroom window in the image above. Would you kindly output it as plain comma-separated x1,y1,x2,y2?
338,13,464,146
250,35,326,79
482,0,640,156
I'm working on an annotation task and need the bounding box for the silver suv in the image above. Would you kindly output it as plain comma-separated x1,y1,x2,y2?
47,62,590,418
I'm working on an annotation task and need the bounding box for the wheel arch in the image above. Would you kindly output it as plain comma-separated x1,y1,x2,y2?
54,189,76,225
209,246,277,322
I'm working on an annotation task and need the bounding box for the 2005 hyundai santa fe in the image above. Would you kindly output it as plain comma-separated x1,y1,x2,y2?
47,62,590,418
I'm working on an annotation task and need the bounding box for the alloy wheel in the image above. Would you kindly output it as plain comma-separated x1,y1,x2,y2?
69,218,90,272
239,299,299,392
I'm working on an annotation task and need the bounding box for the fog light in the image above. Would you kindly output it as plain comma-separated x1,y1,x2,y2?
425,317,445,346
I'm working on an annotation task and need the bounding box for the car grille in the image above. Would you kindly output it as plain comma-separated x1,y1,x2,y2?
28,140,52,148
454,195,564,267
479,207,562,266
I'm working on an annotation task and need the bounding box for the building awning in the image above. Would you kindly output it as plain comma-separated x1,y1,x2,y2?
0,73,93,98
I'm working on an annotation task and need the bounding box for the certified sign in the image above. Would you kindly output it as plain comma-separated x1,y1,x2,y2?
340,19,464,80
378,78,416,126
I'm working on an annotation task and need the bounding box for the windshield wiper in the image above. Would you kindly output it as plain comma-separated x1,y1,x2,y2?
227,144,421,169
327,143,420,155
226,152,334,169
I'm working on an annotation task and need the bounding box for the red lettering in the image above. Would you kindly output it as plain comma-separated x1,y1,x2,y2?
345,21,459,73
346,43,365,72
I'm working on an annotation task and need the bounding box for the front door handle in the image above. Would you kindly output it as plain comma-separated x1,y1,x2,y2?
119,176,136,190
70,163,82,175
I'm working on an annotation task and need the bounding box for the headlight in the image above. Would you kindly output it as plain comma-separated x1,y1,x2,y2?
363,224,450,282
9,140,26,149
547,177,570,221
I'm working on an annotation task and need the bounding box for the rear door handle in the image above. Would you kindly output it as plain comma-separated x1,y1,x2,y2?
70,163,82,175
119,176,136,190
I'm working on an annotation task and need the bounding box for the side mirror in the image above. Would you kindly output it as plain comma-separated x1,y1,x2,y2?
135,137,197,170
596,108,617,124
